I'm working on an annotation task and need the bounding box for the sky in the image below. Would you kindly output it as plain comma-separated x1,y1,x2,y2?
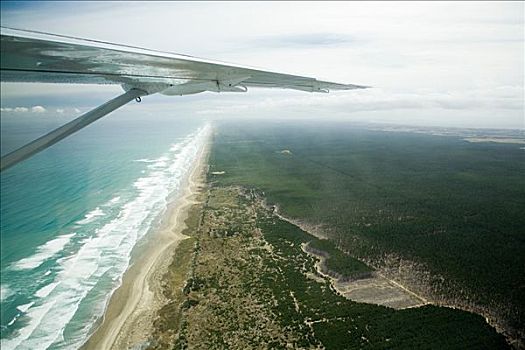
1,1,524,129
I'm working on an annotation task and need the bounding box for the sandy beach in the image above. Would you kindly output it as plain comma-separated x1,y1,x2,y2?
82,138,209,350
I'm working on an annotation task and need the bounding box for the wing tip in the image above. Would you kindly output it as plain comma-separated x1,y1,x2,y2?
317,81,372,91
346,84,371,89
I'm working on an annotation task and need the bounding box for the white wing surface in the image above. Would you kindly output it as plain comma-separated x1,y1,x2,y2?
1,27,367,95
0,27,368,172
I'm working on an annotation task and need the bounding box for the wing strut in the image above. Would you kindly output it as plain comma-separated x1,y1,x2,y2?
0,88,147,172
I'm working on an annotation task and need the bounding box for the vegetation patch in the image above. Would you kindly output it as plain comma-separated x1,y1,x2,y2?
150,184,508,349
208,120,525,345
305,238,373,281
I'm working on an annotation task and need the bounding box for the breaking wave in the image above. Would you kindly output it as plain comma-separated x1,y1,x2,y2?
1,124,210,350
10,234,76,271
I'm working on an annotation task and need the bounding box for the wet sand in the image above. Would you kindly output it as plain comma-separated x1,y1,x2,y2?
82,140,209,350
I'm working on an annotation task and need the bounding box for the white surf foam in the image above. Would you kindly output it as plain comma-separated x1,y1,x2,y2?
0,124,211,350
105,196,121,206
146,156,169,169
133,158,157,163
10,233,76,271
1,284,14,302
4,301,56,349
170,143,183,152
35,282,60,299
7,315,18,326
76,207,105,225
16,302,34,313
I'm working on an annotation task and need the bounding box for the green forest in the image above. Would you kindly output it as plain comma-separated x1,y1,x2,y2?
208,120,525,343
154,184,509,349
258,212,509,349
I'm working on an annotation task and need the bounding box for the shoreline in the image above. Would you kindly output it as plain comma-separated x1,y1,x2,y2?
82,134,210,350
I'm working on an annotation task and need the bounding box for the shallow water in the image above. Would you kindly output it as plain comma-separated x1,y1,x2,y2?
0,112,208,349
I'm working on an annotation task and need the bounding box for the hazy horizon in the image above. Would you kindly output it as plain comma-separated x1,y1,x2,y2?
1,1,524,129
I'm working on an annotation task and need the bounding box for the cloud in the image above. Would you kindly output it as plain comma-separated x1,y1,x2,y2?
198,86,524,116
253,33,356,49
56,108,64,113
0,2,522,128
31,105,46,113
1,106,48,113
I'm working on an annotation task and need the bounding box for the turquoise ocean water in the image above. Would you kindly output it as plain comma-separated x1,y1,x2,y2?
0,111,208,349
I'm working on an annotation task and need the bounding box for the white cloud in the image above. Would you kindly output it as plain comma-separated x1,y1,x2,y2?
0,2,523,128
31,105,46,113
74,108,81,113
56,108,64,113
197,86,524,115
0,106,48,113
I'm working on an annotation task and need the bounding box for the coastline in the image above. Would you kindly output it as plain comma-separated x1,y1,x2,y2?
82,134,210,350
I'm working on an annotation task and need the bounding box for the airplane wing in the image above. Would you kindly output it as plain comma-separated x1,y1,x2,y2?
0,27,369,172
1,27,368,95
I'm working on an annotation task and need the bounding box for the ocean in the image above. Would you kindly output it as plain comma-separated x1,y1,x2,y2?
0,110,208,349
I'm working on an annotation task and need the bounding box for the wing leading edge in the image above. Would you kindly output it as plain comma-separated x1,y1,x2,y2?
0,27,369,172
0,27,368,95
